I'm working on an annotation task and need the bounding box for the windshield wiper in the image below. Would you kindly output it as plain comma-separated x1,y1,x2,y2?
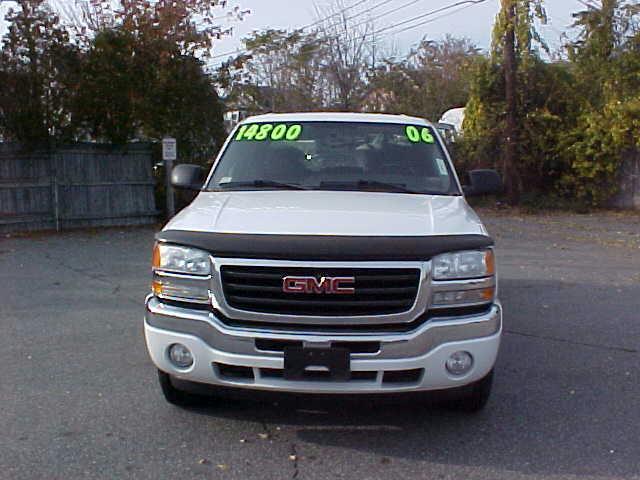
215,180,309,191
319,180,421,194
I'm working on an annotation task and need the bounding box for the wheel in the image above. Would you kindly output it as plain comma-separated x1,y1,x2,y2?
157,369,207,407
449,369,494,413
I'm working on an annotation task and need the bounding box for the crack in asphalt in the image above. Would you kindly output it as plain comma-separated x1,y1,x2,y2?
289,443,299,479
257,417,300,478
44,253,141,306
505,329,638,354
258,417,273,438
44,253,110,282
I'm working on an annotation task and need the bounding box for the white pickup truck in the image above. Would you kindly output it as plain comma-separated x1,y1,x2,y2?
145,113,503,412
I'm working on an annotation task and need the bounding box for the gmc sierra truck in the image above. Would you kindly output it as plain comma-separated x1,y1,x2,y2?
145,113,503,412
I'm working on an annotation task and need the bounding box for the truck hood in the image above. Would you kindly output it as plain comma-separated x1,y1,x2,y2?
164,191,487,237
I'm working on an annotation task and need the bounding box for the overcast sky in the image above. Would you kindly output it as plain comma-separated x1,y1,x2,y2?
209,0,585,63
0,0,586,61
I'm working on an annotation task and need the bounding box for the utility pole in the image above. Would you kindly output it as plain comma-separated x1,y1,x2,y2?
502,0,519,204
371,29,377,71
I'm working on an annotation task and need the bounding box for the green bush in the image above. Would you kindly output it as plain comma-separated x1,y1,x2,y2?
560,96,640,205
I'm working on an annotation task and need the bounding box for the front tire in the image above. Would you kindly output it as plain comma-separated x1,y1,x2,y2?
449,369,494,413
157,369,206,407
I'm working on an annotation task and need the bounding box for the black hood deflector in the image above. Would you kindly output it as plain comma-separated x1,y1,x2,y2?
156,230,494,261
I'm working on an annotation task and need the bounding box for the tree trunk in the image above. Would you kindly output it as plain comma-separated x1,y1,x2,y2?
503,0,520,204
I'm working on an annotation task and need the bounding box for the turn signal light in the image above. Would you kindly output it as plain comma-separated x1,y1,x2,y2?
432,287,495,307
485,249,496,276
152,243,161,269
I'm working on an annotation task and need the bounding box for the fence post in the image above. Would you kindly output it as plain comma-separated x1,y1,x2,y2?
165,158,175,218
53,175,60,232
162,137,177,218
634,151,640,210
49,148,60,232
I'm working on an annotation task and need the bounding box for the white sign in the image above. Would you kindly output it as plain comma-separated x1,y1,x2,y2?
162,137,177,161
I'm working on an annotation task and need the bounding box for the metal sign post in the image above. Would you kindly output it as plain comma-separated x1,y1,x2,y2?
162,137,177,218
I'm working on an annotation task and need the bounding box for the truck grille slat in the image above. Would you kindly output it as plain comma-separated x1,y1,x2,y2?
228,295,414,308
223,270,418,284
221,266,421,316
224,282,417,296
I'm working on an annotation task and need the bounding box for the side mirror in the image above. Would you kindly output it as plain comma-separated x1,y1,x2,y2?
171,164,206,191
463,169,503,196
436,123,456,145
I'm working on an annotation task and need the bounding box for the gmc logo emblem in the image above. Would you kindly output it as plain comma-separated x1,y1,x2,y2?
282,276,356,295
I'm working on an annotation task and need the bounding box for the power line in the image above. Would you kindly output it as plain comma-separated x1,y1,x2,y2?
208,0,382,60
374,0,487,36
209,0,488,62
369,0,428,23
298,0,371,31
344,0,429,32
325,0,487,46
316,0,394,31
575,0,599,10
307,0,481,61
312,0,488,43
378,1,484,37
349,1,485,54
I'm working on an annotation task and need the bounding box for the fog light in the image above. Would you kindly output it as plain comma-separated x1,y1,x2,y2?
446,351,473,376
168,343,193,368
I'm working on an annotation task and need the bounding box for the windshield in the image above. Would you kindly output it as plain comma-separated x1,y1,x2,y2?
206,121,460,195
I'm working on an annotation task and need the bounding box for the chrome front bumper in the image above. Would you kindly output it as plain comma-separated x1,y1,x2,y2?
144,297,502,394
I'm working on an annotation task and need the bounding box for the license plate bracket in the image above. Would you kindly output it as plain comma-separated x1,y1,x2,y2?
284,346,350,381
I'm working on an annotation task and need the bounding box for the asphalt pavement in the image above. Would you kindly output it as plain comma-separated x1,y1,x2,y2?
1,209,639,480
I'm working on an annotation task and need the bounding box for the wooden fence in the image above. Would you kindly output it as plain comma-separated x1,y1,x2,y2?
0,143,158,233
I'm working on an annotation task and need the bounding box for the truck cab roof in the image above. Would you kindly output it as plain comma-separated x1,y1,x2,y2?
241,112,433,127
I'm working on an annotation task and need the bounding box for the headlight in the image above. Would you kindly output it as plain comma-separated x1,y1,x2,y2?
152,243,211,303
432,249,495,280
152,244,211,276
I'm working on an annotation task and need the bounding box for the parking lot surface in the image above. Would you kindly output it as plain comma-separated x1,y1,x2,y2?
1,209,639,480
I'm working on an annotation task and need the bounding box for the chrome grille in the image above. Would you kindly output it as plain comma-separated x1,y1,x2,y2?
220,266,421,316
